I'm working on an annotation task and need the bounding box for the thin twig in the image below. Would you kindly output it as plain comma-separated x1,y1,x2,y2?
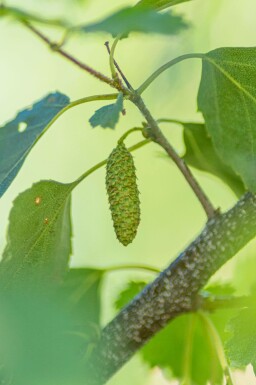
131,93,216,219
22,22,128,93
104,41,133,90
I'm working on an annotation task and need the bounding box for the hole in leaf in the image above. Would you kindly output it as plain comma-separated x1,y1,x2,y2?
18,122,28,133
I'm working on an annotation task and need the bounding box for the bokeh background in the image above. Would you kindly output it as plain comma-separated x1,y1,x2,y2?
0,0,256,383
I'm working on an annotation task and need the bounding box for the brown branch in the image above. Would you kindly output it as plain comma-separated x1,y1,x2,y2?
85,192,256,384
131,93,216,219
23,22,128,93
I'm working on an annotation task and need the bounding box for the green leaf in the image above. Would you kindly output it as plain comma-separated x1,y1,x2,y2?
0,180,74,290
115,281,240,384
0,6,69,27
226,308,256,373
81,7,187,36
0,290,87,385
136,0,192,11
60,268,103,330
89,93,123,129
203,282,235,297
115,281,147,310
182,122,245,197
0,92,70,197
142,313,225,385
198,47,256,191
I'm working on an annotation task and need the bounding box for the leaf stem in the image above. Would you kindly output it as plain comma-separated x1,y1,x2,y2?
103,264,160,274
109,37,121,80
105,39,133,90
157,118,186,125
73,139,151,187
199,311,235,385
131,93,216,219
181,313,197,385
118,127,143,144
32,93,119,148
137,53,205,95
22,22,128,93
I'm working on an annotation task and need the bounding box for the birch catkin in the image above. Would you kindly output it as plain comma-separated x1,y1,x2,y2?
106,142,140,246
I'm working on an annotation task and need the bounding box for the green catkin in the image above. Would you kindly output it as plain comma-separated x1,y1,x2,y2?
106,142,140,246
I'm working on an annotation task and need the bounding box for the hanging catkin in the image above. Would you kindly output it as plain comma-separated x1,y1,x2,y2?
106,142,140,246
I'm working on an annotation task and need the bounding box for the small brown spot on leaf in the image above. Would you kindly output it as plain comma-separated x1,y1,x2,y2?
44,218,49,225
35,196,42,205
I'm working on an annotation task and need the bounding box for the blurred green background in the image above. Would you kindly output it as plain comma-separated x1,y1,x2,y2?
1,0,256,383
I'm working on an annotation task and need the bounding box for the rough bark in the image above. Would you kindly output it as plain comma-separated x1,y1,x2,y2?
86,192,256,384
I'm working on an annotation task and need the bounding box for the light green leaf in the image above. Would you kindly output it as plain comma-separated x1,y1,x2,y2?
226,308,256,373
182,122,245,197
0,92,70,198
136,0,192,11
60,268,103,330
81,7,187,36
89,93,123,129
115,281,147,310
0,290,87,385
198,47,256,191
142,313,225,385
0,180,74,290
0,5,69,27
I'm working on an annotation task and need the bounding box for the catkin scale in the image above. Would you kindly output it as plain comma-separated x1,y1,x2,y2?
106,142,140,246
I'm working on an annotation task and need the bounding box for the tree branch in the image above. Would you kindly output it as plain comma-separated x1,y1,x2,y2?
131,93,216,219
22,22,128,93
85,192,256,384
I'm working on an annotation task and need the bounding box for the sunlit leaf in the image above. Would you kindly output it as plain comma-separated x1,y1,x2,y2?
0,92,70,197
226,308,256,373
182,122,245,197
0,180,74,290
198,47,256,191
81,7,187,36
89,93,123,129
115,281,147,310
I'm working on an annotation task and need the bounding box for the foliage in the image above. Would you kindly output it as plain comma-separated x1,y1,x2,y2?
0,93,69,197
0,1,255,384
89,93,123,129
198,48,256,191
182,122,245,197
81,6,188,36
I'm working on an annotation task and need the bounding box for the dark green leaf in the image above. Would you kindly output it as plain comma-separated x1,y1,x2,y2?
0,180,74,290
182,122,245,197
0,92,70,197
198,47,256,191
89,93,123,129
81,7,187,36
226,308,256,373
136,0,192,11
115,281,147,310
